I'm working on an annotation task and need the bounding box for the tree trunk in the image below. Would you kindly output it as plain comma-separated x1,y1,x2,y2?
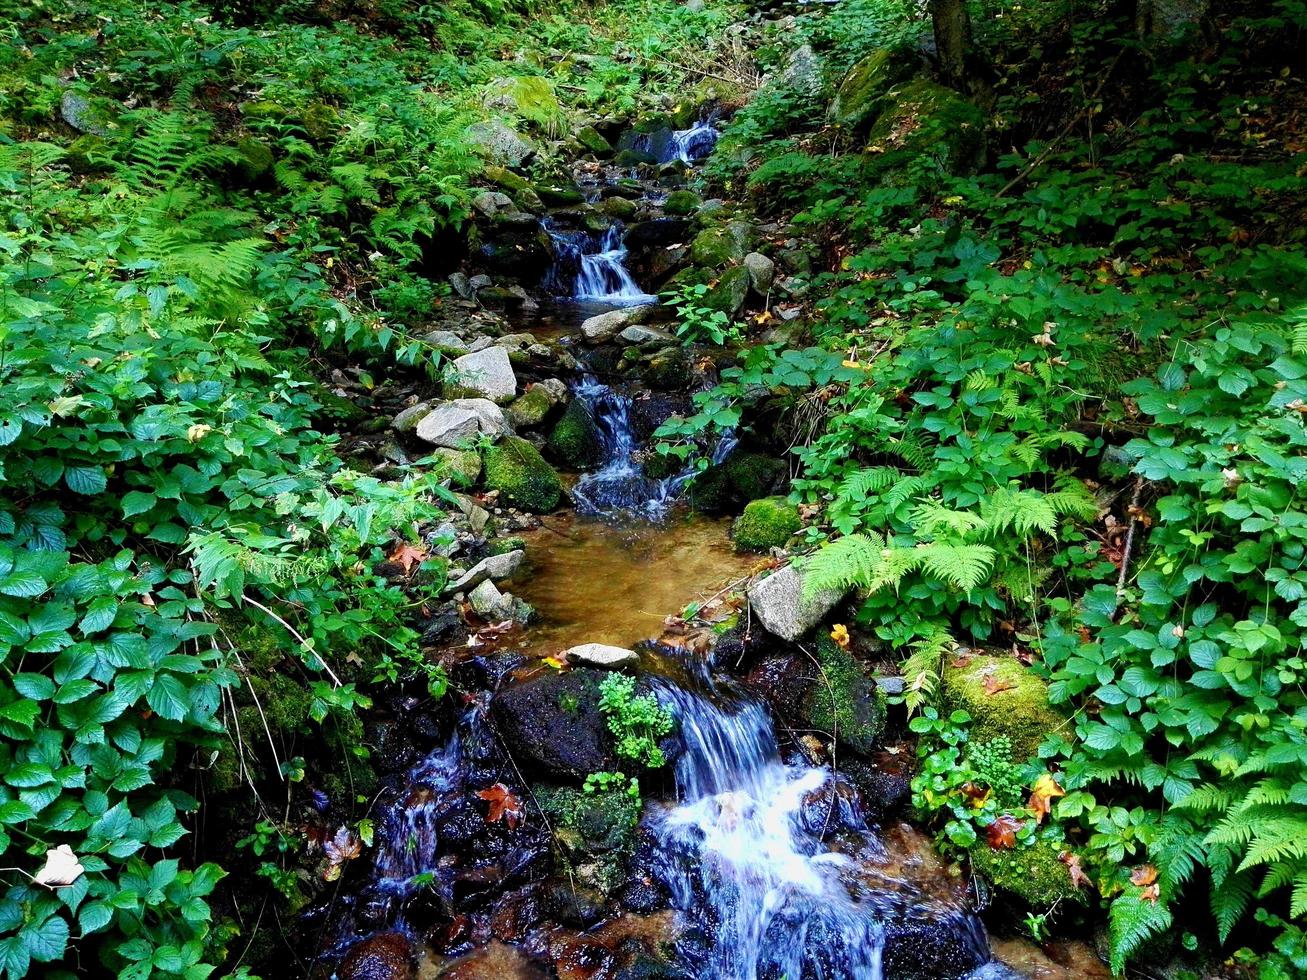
931,0,971,90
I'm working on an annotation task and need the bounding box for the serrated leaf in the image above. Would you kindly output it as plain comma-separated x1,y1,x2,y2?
63,467,108,495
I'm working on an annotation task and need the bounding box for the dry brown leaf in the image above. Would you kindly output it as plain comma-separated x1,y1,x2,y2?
323,825,361,881
982,674,1017,697
1130,864,1158,887
388,541,429,575
986,814,1022,850
1060,851,1091,890
1141,883,1160,903
477,783,523,829
1027,773,1066,826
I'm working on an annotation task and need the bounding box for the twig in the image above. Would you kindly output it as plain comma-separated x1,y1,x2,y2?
244,594,343,688
1116,477,1146,596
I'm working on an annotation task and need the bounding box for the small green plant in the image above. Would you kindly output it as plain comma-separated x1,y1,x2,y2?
663,283,743,346
597,674,675,769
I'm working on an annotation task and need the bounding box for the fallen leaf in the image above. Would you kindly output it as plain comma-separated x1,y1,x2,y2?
1141,883,1160,903
1027,772,1066,825
830,624,850,649
34,845,84,887
323,825,361,881
960,781,992,809
986,814,1023,850
388,541,429,575
982,673,1017,697
1060,851,1091,890
1130,864,1157,887
477,783,523,829
542,655,566,669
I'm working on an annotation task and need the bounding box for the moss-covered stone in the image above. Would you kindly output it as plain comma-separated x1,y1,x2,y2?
732,497,801,552
547,399,603,469
536,783,641,892
703,266,751,316
663,189,702,216
534,182,586,206
802,635,886,756
576,125,614,156
302,102,340,140
866,79,986,176
828,47,911,131
602,196,639,221
482,75,562,131
506,385,557,429
969,838,1086,908
484,164,534,196
615,148,657,167
233,137,274,181
432,447,482,487
690,220,753,268
483,436,562,512
644,346,692,391
689,451,787,514
489,536,527,556
940,654,1063,760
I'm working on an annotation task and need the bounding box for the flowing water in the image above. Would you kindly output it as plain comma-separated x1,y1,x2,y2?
649,674,995,980
541,222,656,305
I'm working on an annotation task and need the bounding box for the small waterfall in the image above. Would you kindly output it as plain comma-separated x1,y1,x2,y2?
648,676,993,980
570,371,737,518
542,221,655,305
371,733,463,899
666,118,720,164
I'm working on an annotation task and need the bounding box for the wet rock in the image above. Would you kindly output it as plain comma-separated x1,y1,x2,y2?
440,942,548,980
507,384,564,429
602,196,640,220
624,218,692,250
619,324,676,344
576,125,614,156
801,636,886,755
689,451,787,514
426,328,471,352
565,643,638,668
743,652,811,709
473,190,515,216
416,398,509,447
548,399,604,469
743,252,776,295
337,933,415,980
421,604,469,647
447,346,518,404
731,497,800,552
662,190,702,216
483,436,563,512
746,564,846,642
881,913,989,980
448,272,475,299
842,756,912,824
467,119,536,167
703,266,750,316
469,579,515,621
581,304,655,342
445,549,525,595
543,878,608,928
491,669,617,780
643,346,693,391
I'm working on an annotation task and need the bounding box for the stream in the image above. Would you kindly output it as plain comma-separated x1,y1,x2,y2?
319,113,1071,980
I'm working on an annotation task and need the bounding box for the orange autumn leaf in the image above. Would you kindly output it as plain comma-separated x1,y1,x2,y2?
986,814,1022,850
476,783,523,829
1130,864,1158,887
1141,883,1160,903
1060,851,1092,890
830,624,850,649
388,541,429,575
1027,772,1066,825
959,781,992,809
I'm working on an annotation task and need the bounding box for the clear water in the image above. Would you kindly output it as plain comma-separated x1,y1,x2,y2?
542,222,656,305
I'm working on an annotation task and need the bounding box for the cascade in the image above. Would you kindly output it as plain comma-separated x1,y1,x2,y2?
542,221,656,305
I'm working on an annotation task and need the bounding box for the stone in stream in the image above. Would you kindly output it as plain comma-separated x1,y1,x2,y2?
580,304,656,342
415,398,509,447
469,579,515,621
619,324,676,344
746,563,846,642
490,668,618,780
446,346,518,404
337,932,415,980
472,190,514,216
564,643,638,668
444,549,524,595
390,399,433,434
483,436,563,512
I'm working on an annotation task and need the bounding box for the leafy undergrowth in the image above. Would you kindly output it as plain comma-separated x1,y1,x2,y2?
661,0,1307,973
0,0,747,975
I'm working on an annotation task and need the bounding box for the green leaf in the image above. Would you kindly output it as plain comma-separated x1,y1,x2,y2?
12,673,55,701
79,597,119,635
121,492,157,518
146,674,190,722
64,467,108,495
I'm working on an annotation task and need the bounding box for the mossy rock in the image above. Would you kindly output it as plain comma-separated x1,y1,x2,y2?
535,182,586,207
690,451,787,514
644,346,692,391
940,654,1063,760
801,635,886,756
576,125,614,156
506,386,558,429
602,196,639,221
732,497,801,552
703,266,750,316
535,783,641,892
663,190,702,217
828,47,912,131
483,75,562,131
233,137,274,181
432,447,482,487
969,837,1086,908
483,436,562,512
301,102,341,140
547,399,603,469
690,220,753,268
65,134,113,174
484,164,534,196
489,536,527,556
866,79,986,176
615,148,657,167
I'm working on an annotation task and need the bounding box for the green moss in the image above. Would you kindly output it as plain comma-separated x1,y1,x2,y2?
489,536,526,556
802,635,886,755
432,447,482,487
866,79,986,176
690,451,786,514
536,784,641,892
690,220,752,268
576,125,613,155
233,137,274,180
732,497,801,551
602,196,639,220
644,346,692,390
547,399,603,469
941,654,1064,760
969,837,1086,908
828,48,911,131
506,385,557,429
703,266,750,316
484,164,533,196
484,75,563,131
615,148,657,167
663,190,702,216
483,435,562,512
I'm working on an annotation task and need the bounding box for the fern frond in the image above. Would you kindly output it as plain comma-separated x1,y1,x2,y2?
899,626,955,715
917,542,996,592
1211,870,1255,942
910,499,987,538
802,533,886,594
837,466,901,503
1108,895,1172,974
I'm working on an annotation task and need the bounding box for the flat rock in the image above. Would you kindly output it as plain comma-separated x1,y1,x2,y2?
391,400,434,433
445,549,524,595
449,346,518,403
619,324,676,344
746,564,846,642
581,304,655,342
565,643,638,668
425,329,469,351
415,398,509,447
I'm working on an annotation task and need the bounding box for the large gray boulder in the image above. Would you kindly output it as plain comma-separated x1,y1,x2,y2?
747,564,846,642
415,398,508,447
581,304,656,343
744,252,776,295
447,346,517,404
466,119,535,167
